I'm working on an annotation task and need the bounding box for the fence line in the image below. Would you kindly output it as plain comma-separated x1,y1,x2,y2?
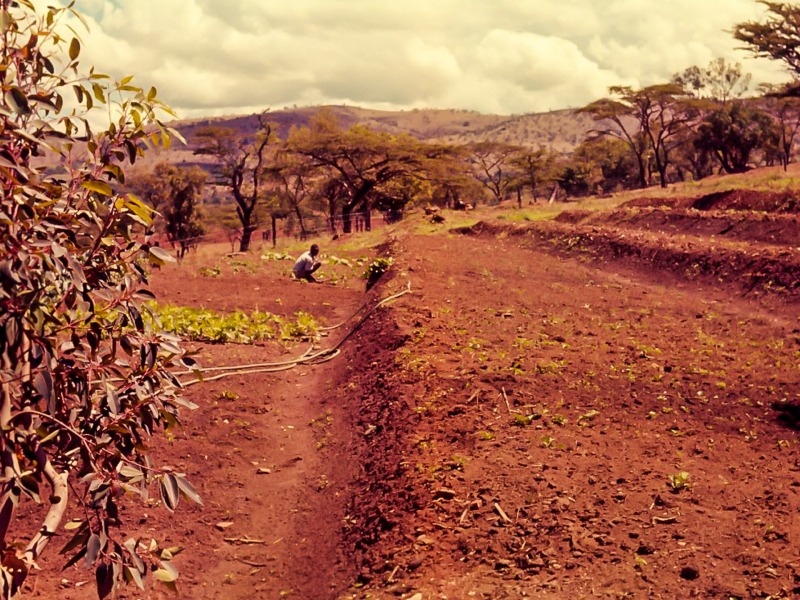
152,208,397,252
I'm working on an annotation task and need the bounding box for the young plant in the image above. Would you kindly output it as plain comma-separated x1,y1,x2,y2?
540,435,557,448
668,471,691,492
363,256,393,290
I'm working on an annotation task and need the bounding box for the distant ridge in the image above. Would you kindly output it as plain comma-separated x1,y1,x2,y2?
162,105,597,159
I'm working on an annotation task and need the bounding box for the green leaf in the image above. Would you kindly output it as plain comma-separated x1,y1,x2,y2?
19,475,41,503
149,246,176,266
119,465,143,481
106,386,120,416
124,565,144,590
63,519,86,532
33,370,52,405
172,396,199,410
85,533,101,567
123,194,154,225
95,563,114,599
134,289,156,301
0,11,13,32
91,82,106,103
153,567,177,583
161,546,184,559
166,126,186,145
81,180,113,196
59,527,89,556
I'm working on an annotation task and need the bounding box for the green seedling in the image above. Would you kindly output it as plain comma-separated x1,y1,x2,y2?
363,256,393,289
508,360,525,375
512,336,534,350
535,360,566,375
326,255,353,267
198,266,221,277
148,303,319,344
260,251,293,261
578,409,600,426
513,414,535,427
668,471,690,492
540,435,556,448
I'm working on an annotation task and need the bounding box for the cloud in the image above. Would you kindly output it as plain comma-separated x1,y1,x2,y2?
63,0,792,118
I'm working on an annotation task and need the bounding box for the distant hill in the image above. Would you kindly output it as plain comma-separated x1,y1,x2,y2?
151,105,598,168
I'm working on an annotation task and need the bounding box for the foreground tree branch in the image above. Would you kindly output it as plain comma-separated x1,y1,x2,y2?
0,2,201,598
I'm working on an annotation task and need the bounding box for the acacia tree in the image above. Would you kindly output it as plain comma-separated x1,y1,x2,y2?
582,92,650,188
263,149,314,238
572,137,640,193
695,101,778,173
288,110,445,233
465,141,521,204
582,84,693,189
0,3,199,598
425,151,484,210
193,114,275,251
509,148,555,204
672,58,752,104
734,2,800,74
131,164,207,258
758,82,800,169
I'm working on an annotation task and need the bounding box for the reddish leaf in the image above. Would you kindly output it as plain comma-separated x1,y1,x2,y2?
159,474,179,511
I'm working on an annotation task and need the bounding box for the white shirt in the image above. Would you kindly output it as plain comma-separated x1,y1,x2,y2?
293,251,317,278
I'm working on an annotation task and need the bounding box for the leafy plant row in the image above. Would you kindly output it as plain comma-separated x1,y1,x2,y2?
148,303,319,343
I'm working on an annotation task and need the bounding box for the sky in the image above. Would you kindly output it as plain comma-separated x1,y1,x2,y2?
64,0,792,120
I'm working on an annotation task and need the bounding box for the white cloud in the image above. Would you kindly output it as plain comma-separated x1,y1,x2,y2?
60,0,793,118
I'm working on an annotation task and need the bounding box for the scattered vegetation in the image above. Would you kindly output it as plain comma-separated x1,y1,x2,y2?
364,257,394,290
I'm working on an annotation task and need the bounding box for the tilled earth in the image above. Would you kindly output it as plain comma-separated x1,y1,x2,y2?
27,190,800,599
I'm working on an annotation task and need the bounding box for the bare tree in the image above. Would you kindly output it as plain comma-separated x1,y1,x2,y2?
194,113,275,251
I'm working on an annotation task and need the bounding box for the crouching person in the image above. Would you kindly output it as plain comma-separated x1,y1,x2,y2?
293,243,322,282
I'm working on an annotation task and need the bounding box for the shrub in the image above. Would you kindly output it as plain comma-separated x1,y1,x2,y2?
0,3,198,597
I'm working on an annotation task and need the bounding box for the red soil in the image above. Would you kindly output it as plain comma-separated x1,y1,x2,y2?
25,189,800,599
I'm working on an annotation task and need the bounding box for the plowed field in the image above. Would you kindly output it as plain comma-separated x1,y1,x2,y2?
29,190,800,600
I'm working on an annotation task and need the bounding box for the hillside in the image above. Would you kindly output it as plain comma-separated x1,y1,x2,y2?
152,105,596,168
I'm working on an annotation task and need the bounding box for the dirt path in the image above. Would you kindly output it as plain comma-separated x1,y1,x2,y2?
148,344,356,599
138,266,368,599
26,248,368,600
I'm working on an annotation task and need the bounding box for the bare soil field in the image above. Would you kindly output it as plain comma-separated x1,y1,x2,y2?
26,190,800,599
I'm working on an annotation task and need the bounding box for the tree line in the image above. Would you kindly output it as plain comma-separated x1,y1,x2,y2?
134,0,800,254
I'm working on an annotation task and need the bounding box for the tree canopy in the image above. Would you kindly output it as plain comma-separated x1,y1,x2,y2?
287,110,448,233
131,164,207,258
734,1,800,75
